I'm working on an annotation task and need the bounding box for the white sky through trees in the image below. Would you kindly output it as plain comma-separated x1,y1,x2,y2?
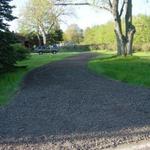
10,0,150,32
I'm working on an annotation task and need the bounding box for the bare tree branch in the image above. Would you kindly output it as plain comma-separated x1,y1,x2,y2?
55,1,112,13
119,0,126,17
55,3,90,6
90,0,113,13
108,0,112,8
92,4,112,12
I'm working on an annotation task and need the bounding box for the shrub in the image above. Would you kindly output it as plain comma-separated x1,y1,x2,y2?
89,44,100,50
133,43,150,52
60,44,117,52
0,32,17,70
107,43,116,51
0,45,16,70
141,43,150,52
60,45,90,52
89,43,116,51
133,44,142,52
11,43,30,61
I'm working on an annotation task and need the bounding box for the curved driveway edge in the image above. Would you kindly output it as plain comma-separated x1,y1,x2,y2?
0,52,150,149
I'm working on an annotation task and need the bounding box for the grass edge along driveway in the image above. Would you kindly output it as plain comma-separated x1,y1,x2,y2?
88,50,150,88
0,52,79,106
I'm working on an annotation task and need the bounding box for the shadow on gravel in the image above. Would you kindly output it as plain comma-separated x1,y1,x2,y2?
0,53,150,146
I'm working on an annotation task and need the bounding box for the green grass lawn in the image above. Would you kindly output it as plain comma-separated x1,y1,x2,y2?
88,50,150,87
0,52,79,105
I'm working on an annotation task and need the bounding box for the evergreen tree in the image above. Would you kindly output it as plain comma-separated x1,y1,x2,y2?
0,0,16,70
0,0,16,31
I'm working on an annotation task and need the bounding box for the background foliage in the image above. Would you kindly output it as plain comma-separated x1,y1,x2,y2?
83,15,150,52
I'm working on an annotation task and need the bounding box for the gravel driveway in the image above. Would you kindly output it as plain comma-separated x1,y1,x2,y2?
0,52,150,149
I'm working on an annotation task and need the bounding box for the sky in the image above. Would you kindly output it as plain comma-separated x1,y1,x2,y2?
9,0,150,31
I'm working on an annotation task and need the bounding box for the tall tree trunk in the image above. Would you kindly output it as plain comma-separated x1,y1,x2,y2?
112,0,126,56
37,28,42,46
39,26,47,45
125,0,136,55
126,26,135,55
112,0,135,56
114,20,126,56
37,33,42,46
41,30,47,45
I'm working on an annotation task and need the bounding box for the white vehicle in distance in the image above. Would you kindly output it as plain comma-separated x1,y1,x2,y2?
34,44,59,54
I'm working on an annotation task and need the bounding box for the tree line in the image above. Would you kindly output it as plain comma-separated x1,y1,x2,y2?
19,14,150,52
1,0,150,72
82,15,150,52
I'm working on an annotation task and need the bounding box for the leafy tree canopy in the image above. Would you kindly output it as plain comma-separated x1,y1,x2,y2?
63,24,83,44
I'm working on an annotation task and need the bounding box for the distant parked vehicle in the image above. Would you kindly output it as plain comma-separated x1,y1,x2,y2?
34,46,47,54
34,44,59,54
50,44,59,54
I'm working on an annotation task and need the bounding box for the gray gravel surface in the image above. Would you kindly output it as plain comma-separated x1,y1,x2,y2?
0,52,150,150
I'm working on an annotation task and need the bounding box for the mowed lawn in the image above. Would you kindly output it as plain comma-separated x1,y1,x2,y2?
88,51,150,87
0,52,78,105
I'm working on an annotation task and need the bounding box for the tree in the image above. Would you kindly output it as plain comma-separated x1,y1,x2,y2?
80,0,135,55
133,15,150,44
132,15,150,51
83,22,115,45
48,29,63,44
20,0,68,45
0,0,16,69
56,0,136,56
19,25,63,47
90,0,136,55
0,0,16,31
63,24,83,44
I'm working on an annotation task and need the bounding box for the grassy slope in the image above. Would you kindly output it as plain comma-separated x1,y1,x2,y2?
0,52,78,105
88,51,150,87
